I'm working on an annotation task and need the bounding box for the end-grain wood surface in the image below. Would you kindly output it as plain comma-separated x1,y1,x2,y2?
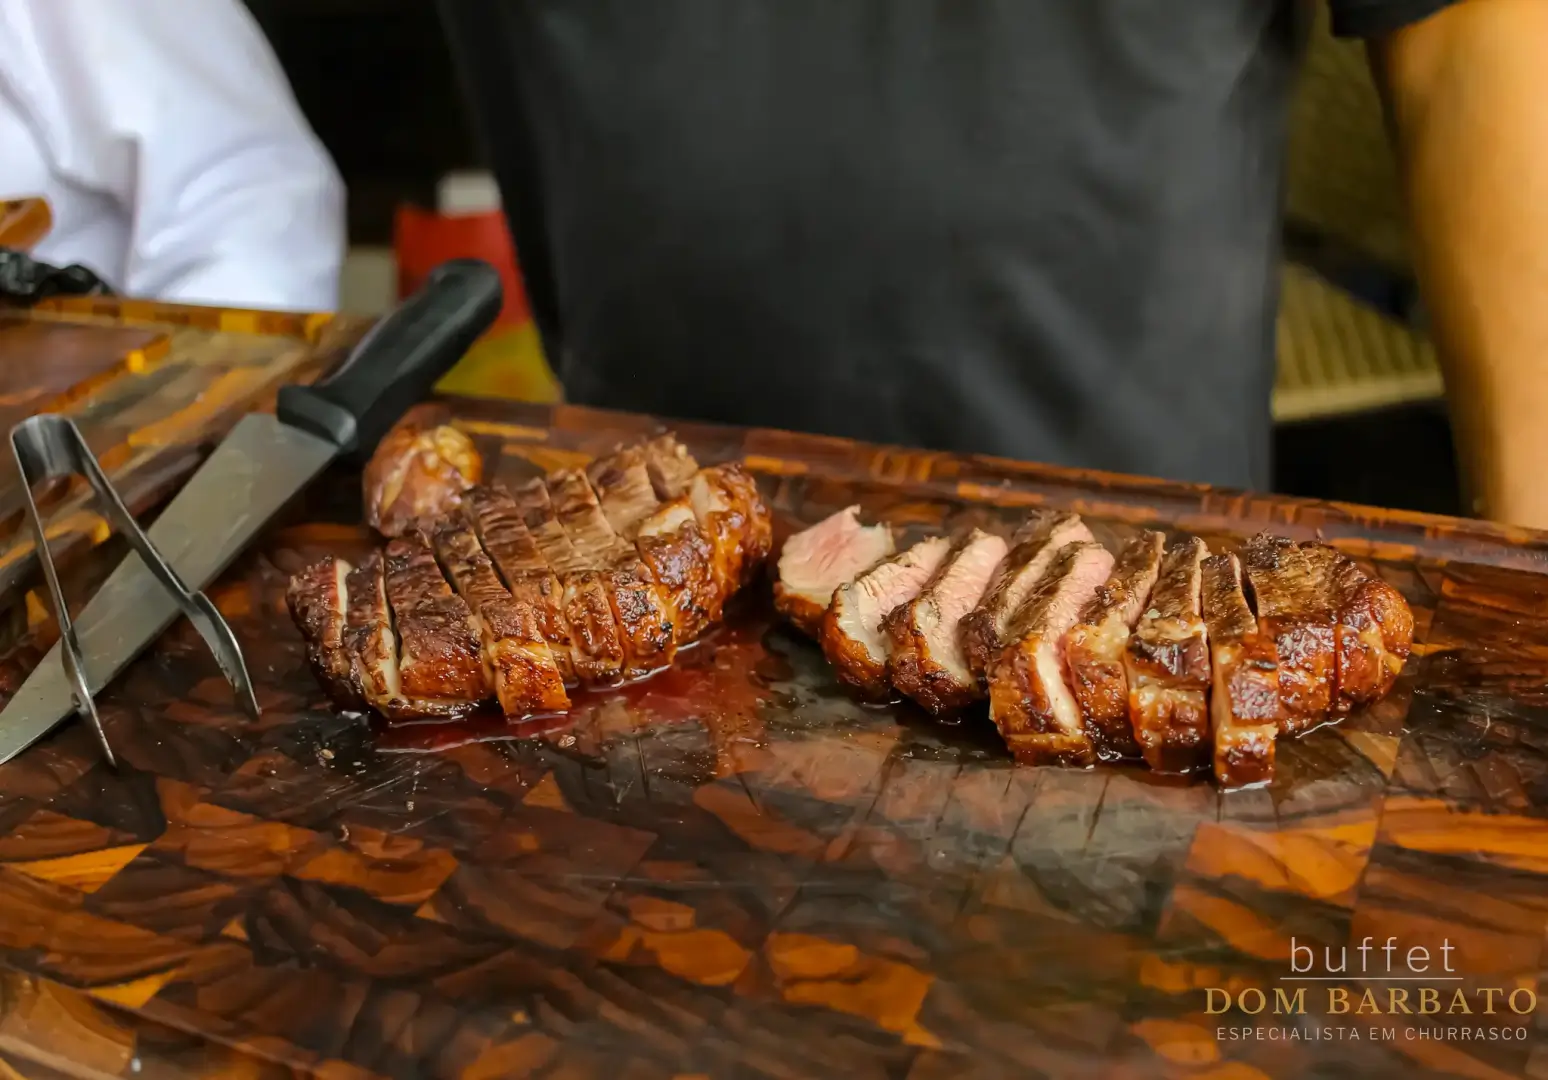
0,305,1546,1079
0,297,371,656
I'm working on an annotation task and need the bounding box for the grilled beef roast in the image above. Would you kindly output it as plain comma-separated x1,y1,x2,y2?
643,434,698,501
774,505,1413,787
342,552,406,717
1242,533,1339,733
1201,553,1281,788
363,408,483,539
285,556,359,710
1125,537,1212,773
775,507,896,637
1312,544,1414,714
462,484,577,684
960,511,1093,679
1064,530,1165,758
587,444,660,537
549,466,677,679
637,497,720,644
383,536,489,717
514,476,627,686
692,465,774,596
885,529,1009,714
303,434,1417,788
986,541,1116,764
287,434,772,721
429,518,570,715
822,537,953,698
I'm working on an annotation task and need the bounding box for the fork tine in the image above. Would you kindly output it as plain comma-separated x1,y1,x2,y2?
58,624,116,768
12,416,120,768
190,594,260,721
10,415,261,770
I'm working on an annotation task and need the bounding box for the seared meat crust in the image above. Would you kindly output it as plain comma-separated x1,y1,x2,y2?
885,529,1008,714
292,433,772,721
363,409,483,538
986,541,1115,765
822,537,953,699
1243,533,1338,733
1064,530,1165,758
960,511,1094,679
1125,537,1212,773
1202,553,1281,789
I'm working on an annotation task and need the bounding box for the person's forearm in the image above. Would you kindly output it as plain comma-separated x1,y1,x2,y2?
1376,0,1548,527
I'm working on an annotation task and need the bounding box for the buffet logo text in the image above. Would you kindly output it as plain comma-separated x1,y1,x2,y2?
1204,938,1536,1043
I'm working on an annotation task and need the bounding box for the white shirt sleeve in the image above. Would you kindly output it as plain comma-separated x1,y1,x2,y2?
0,0,346,311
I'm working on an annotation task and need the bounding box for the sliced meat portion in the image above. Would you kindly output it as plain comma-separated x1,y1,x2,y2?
363,411,483,538
510,477,625,685
286,556,361,710
643,434,700,501
549,468,677,679
588,443,660,539
1304,544,1415,714
549,467,629,565
775,506,896,638
603,555,680,678
960,511,1094,679
1125,537,1212,773
986,541,1116,764
462,484,576,684
690,464,775,599
343,552,407,718
636,497,719,645
430,518,570,715
1242,533,1338,732
821,537,953,698
511,477,583,570
885,529,1008,714
383,536,491,717
1064,530,1165,760
1201,553,1281,789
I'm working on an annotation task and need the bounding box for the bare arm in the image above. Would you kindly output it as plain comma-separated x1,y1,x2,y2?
1372,0,1548,527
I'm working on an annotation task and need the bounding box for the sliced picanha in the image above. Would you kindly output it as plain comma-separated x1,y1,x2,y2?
985,541,1115,764
383,536,490,716
1201,552,1281,788
1064,530,1165,758
775,506,896,638
821,537,953,698
286,556,360,710
1125,537,1212,772
960,510,1094,679
429,517,570,715
885,528,1008,713
1242,533,1338,732
549,467,676,679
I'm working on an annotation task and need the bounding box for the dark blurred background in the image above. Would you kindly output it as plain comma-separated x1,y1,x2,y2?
244,0,1463,518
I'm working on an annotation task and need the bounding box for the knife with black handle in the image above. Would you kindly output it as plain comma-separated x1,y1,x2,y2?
0,258,503,763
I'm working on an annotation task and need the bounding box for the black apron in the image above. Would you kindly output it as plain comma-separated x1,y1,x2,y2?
476,0,1311,489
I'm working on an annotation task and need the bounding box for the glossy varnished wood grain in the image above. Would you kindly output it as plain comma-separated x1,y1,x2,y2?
0,300,372,657
0,350,1546,1073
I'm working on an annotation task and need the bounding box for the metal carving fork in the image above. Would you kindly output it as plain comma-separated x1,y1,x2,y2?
10,415,260,768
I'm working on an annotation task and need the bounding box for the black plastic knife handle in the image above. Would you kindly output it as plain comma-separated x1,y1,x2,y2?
276,258,503,462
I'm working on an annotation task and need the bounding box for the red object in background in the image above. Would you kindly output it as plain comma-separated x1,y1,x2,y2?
393,204,531,330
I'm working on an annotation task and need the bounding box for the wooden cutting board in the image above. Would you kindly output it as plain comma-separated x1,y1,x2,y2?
0,298,371,657
0,383,1545,1079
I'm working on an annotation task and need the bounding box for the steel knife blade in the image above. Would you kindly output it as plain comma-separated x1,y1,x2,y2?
0,258,503,764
